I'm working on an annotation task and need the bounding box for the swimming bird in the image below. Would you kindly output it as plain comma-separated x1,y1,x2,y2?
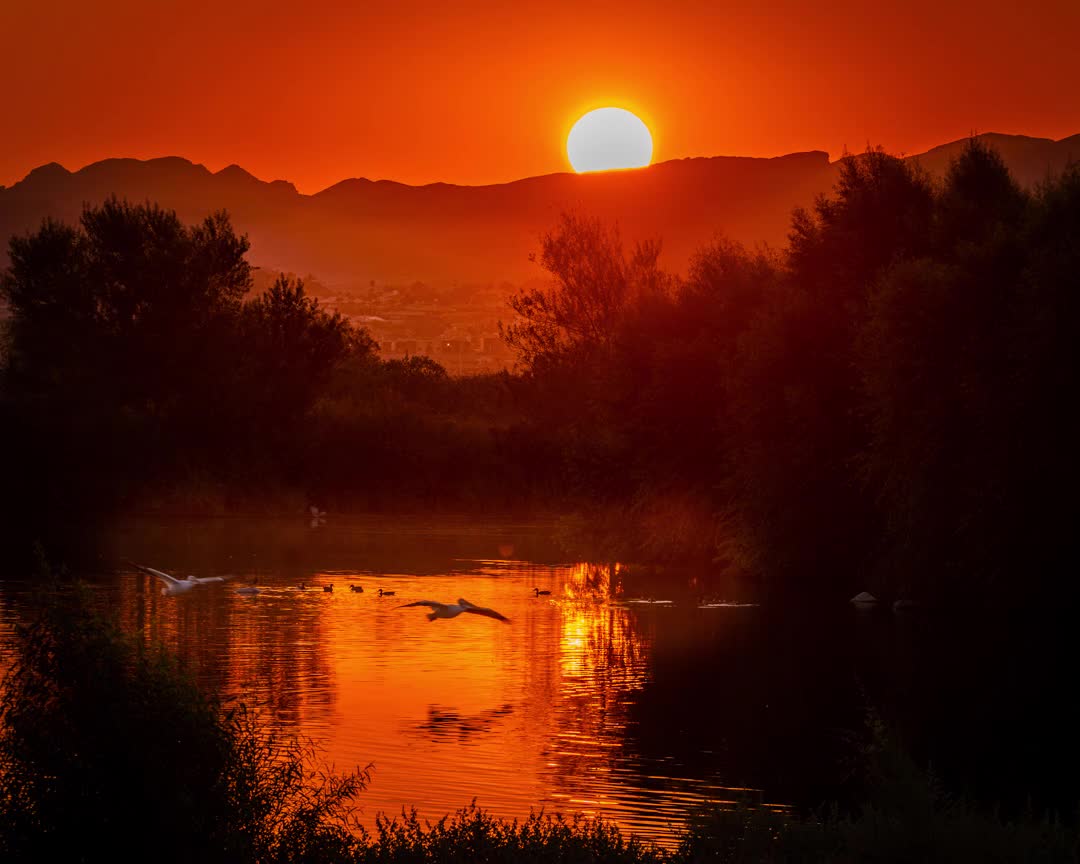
235,585,261,595
378,588,396,596
697,602,760,609
533,588,551,596
850,591,878,607
350,585,364,593
397,597,510,624
323,584,333,593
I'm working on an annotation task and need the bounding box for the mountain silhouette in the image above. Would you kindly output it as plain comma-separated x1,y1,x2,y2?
906,132,1080,187
2,133,1076,288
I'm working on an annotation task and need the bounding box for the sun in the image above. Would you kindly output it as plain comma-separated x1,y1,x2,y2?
567,108,653,173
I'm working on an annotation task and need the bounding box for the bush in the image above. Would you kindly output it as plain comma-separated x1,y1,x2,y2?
0,580,368,864
357,804,662,864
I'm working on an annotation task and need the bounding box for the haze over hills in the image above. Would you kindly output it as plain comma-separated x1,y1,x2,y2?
1,132,1077,290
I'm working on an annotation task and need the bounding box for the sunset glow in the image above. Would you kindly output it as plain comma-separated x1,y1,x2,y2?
567,108,653,173
1,2,1077,191
4,0,1080,856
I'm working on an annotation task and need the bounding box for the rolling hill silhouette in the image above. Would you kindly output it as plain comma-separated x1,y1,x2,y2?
1,133,1076,288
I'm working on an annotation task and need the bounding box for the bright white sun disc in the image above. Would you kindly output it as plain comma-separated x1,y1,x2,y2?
567,108,653,173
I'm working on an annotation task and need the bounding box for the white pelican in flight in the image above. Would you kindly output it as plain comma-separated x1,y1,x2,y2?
130,562,226,597
397,597,510,623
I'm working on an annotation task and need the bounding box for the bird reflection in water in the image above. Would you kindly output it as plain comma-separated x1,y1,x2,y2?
415,704,515,742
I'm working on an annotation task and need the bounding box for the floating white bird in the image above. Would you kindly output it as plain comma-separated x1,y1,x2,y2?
397,597,510,623
235,585,261,595
697,602,760,609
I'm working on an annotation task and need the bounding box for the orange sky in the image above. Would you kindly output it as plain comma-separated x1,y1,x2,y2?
2,0,1078,193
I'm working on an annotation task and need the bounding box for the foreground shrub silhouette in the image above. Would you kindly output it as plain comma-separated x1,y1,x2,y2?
355,804,660,864
0,582,367,864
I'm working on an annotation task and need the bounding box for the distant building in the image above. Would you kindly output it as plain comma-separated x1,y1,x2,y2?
479,334,506,354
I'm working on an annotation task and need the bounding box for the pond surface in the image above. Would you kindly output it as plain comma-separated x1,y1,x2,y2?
2,516,1074,844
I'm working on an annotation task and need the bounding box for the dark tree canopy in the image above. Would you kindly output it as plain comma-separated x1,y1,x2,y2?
2,199,252,410
0,200,380,515
502,212,669,373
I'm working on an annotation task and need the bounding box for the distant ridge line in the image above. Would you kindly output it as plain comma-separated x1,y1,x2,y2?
6,131,1078,195
2,132,1076,285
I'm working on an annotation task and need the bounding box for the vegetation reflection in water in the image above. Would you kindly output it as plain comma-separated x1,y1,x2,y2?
550,564,648,814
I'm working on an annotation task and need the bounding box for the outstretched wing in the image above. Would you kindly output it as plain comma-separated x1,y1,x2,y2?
130,562,179,585
396,600,447,611
458,598,510,623
189,576,225,584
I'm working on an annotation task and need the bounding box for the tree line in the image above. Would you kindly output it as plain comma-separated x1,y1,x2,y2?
3,140,1078,606
504,139,1080,607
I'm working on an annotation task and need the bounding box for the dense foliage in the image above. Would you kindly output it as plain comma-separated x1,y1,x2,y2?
505,142,1080,607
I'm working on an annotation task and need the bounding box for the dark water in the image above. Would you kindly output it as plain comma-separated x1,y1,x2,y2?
1,516,1076,844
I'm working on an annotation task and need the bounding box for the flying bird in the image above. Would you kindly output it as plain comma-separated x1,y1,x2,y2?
397,597,510,623
129,562,225,596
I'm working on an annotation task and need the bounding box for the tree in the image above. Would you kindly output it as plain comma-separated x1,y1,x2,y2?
1,198,251,411
858,143,1080,605
0,199,254,515
718,150,936,595
502,212,669,373
239,274,370,431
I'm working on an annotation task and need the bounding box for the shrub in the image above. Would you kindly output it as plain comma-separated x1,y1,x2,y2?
0,581,368,864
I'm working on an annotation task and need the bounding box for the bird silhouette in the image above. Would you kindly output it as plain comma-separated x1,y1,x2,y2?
397,597,510,623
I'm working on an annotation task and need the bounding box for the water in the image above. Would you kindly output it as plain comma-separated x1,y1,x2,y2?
2,515,1077,844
